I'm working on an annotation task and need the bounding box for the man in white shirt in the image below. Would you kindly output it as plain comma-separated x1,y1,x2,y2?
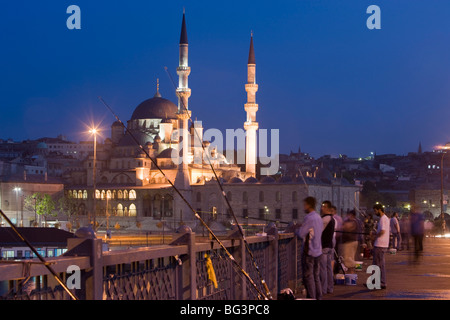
371,204,390,289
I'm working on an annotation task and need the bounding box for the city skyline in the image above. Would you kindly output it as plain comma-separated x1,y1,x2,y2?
1,1,450,158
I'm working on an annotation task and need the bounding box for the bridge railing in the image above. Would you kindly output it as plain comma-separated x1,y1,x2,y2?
0,228,301,300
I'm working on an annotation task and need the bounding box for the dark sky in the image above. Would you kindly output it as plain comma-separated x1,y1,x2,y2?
1,1,450,158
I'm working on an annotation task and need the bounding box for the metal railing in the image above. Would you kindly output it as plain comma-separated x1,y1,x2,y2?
0,229,301,300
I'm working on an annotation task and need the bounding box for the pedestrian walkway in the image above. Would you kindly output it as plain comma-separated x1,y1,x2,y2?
323,238,450,300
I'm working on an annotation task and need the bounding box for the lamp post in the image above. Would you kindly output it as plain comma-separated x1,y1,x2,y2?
89,128,98,230
13,187,21,226
438,143,450,235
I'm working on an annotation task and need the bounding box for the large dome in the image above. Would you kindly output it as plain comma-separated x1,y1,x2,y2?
131,96,178,120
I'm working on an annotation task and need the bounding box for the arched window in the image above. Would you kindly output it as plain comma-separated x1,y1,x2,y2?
117,190,123,199
83,190,88,199
68,190,72,198
106,190,112,199
129,204,137,216
196,192,201,202
163,194,173,217
78,203,86,215
112,190,116,199
101,190,106,200
259,191,264,202
153,195,162,218
123,190,129,200
78,190,82,199
292,191,298,202
117,204,123,216
95,190,100,199
275,191,281,202
227,191,232,201
243,191,248,203
129,190,136,200
124,207,129,216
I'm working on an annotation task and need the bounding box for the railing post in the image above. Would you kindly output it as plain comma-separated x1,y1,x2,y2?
267,223,278,296
188,231,197,300
292,235,298,291
170,225,196,300
240,239,247,300
64,226,103,300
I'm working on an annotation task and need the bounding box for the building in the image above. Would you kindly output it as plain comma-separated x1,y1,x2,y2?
0,227,74,259
0,175,64,227
62,12,360,231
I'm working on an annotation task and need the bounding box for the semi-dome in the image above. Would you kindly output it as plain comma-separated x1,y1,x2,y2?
157,148,176,159
229,177,243,183
260,176,276,183
278,176,293,183
244,177,258,184
131,95,178,120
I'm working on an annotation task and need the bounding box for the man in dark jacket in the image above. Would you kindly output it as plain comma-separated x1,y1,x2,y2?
320,201,335,295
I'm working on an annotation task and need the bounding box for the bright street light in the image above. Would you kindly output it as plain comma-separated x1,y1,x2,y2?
89,127,99,231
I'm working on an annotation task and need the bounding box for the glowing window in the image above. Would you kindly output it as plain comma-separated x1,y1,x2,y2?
129,204,137,216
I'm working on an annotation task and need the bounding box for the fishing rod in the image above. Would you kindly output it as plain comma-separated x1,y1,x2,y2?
98,97,268,300
0,209,78,300
164,67,273,300
196,210,291,225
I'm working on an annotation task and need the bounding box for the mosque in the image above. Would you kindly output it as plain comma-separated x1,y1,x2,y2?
66,12,360,231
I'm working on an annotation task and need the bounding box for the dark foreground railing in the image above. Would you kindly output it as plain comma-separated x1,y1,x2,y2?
0,228,302,300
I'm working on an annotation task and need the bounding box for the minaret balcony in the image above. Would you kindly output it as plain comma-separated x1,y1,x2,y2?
245,83,258,92
244,121,259,131
177,66,191,76
176,88,192,98
245,103,259,113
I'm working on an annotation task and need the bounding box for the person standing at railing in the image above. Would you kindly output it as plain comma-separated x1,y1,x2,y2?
320,201,335,295
370,204,390,289
296,196,323,300
390,212,401,251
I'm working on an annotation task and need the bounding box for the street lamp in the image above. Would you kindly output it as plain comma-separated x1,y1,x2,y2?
89,127,99,230
437,143,450,235
13,187,21,226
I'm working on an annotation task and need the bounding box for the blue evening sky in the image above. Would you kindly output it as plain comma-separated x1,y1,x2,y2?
1,1,450,158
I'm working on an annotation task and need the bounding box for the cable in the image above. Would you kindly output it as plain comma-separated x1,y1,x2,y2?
164,66,273,299
0,209,78,300
98,97,268,300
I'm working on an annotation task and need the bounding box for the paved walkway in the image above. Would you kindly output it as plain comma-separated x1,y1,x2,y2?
323,238,450,300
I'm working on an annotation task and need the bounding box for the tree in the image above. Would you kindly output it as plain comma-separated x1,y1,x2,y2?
24,194,38,226
24,193,57,227
58,194,78,231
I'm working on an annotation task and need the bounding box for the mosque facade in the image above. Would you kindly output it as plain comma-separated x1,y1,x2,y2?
65,12,360,231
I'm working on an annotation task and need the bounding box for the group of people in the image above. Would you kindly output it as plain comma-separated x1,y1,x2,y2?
296,196,431,299
296,198,393,299
366,210,426,261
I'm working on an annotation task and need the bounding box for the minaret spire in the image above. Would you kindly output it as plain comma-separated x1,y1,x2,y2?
248,31,255,65
180,10,188,45
244,31,259,176
154,78,161,97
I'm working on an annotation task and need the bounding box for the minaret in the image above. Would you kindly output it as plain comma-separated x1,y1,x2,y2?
244,32,259,176
175,10,191,189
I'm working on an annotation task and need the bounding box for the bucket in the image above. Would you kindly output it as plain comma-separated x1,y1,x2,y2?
345,274,358,286
335,274,345,285
355,261,363,271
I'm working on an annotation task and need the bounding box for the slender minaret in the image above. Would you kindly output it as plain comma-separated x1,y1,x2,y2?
175,10,191,190
244,32,259,176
